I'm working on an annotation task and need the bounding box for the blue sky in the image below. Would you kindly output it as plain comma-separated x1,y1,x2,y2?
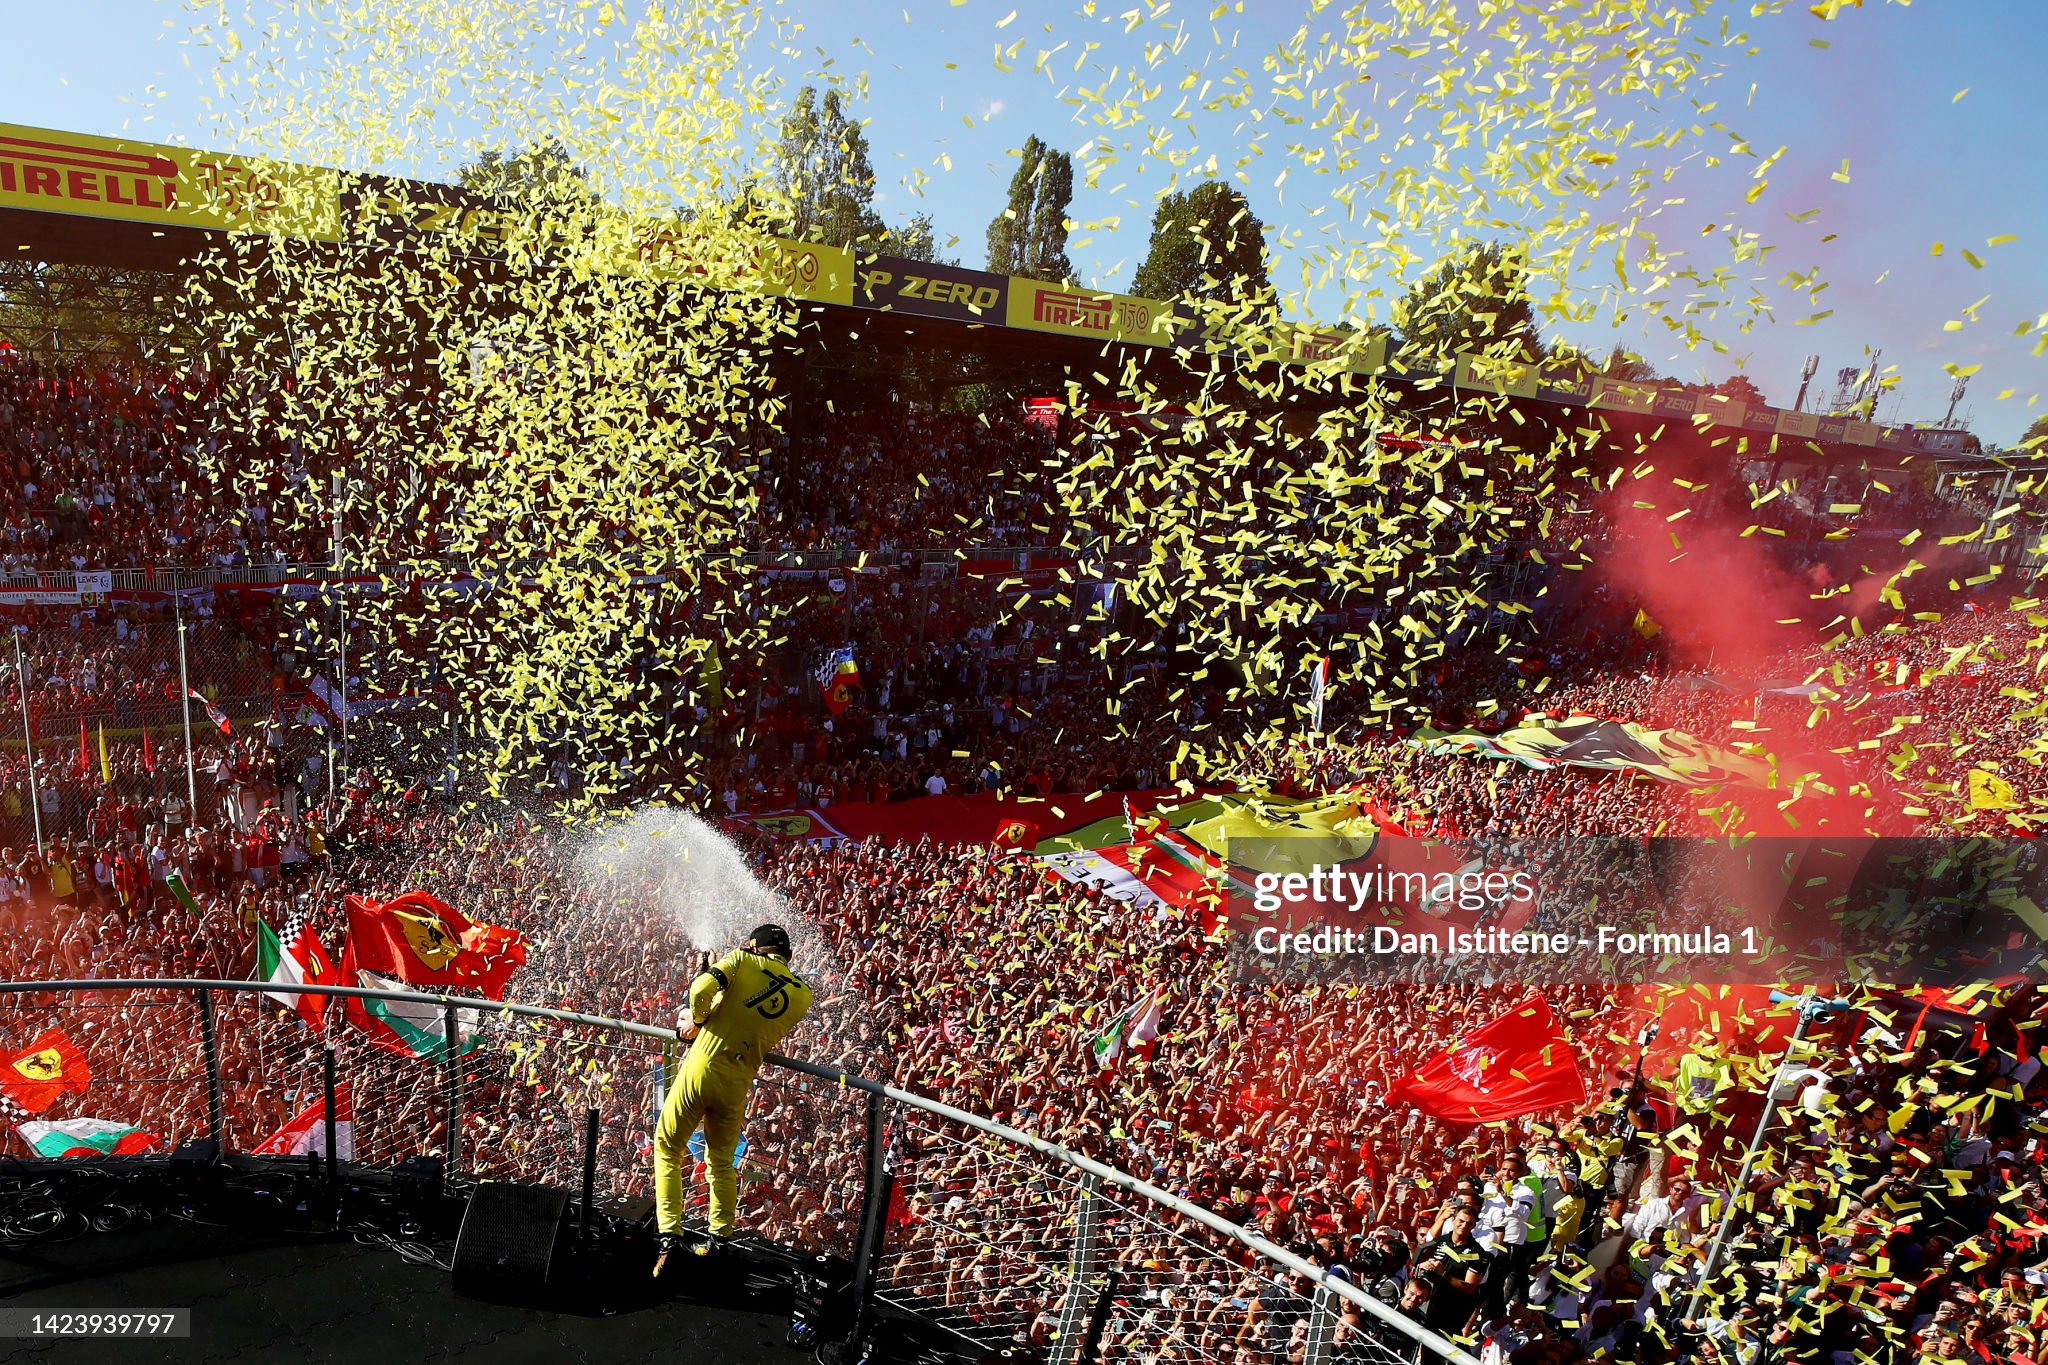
4,0,2042,444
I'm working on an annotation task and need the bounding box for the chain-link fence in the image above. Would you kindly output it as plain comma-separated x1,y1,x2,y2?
872,1104,1461,1365
878,1108,1088,1355
0,614,345,848
0,980,1477,1365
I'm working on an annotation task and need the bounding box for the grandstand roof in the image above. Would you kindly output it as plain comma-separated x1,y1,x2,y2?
2,118,1997,464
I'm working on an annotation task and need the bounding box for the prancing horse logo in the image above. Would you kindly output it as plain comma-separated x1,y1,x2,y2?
394,909,462,970
1450,1045,1499,1094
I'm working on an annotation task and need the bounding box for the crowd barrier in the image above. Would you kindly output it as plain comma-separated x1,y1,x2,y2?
0,978,1479,1365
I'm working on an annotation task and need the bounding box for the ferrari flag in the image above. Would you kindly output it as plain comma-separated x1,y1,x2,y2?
259,903,340,1028
1386,994,1587,1123
990,815,1041,852
344,891,527,1000
1414,715,1774,788
816,646,860,716
0,1029,91,1115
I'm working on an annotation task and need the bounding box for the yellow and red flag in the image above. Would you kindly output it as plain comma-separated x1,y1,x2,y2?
816,647,860,716
990,816,1041,852
0,1028,91,1115
344,891,527,1000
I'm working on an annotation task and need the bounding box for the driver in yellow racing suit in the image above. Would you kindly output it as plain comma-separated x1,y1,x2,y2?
653,923,814,1273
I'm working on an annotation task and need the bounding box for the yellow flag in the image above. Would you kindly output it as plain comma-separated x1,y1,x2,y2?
1633,608,1662,641
98,722,111,784
1968,768,2017,810
1180,793,1380,875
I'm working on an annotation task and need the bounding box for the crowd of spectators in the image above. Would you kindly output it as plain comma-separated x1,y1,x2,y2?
751,407,1057,553
1,704,2040,1364
0,360,329,571
0,356,2042,1365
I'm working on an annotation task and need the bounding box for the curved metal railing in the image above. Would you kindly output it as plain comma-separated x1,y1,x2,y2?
0,978,1479,1365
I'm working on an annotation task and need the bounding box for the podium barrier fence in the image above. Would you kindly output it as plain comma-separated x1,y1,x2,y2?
0,978,1479,1365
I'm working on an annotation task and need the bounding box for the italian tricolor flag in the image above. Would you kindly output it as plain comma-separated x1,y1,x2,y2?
254,1085,354,1159
341,952,482,1062
1089,987,1166,1070
259,908,339,1029
17,1117,160,1158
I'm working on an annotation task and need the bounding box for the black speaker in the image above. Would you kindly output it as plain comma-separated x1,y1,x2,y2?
171,1138,220,1165
451,1182,571,1302
392,1155,445,1203
789,1253,856,1349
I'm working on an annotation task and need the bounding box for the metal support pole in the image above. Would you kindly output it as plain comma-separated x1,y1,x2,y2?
322,1046,340,1185
443,1004,463,1173
580,1107,600,1244
197,988,225,1144
1683,996,1819,1327
1301,1280,1342,1365
1050,1170,1105,1365
849,1090,892,1321
13,632,43,857
177,596,198,821
1079,1270,1121,1365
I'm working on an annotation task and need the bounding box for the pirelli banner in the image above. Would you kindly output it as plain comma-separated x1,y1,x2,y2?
0,117,1946,458
1,121,340,239
0,121,852,307
1008,279,1170,346
856,255,1007,323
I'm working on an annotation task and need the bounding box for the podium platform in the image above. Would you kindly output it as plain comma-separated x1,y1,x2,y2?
0,1220,797,1365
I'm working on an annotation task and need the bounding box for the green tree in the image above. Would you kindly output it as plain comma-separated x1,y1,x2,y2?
1714,373,1767,406
888,212,949,265
2020,414,2048,454
458,140,593,205
1392,242,1543,368
1128,180,1271,306
774,86,886,248
985,135,1073,281
1601,346,1660,382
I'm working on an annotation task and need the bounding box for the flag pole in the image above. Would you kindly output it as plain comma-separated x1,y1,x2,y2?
333,470,349,782
1682,991,1847,1329
177,595,198,821
13,631,43,857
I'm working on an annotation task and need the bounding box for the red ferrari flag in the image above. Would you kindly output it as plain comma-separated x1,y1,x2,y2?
1385,994,1587,1123
344,892,528,1000
0,1028,92,1115
989,815,1041,852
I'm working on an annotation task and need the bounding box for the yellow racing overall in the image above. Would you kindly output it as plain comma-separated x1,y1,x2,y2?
653,947,814,1237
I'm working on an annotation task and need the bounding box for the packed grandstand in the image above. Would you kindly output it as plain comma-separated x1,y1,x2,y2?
0,326,2044,1365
